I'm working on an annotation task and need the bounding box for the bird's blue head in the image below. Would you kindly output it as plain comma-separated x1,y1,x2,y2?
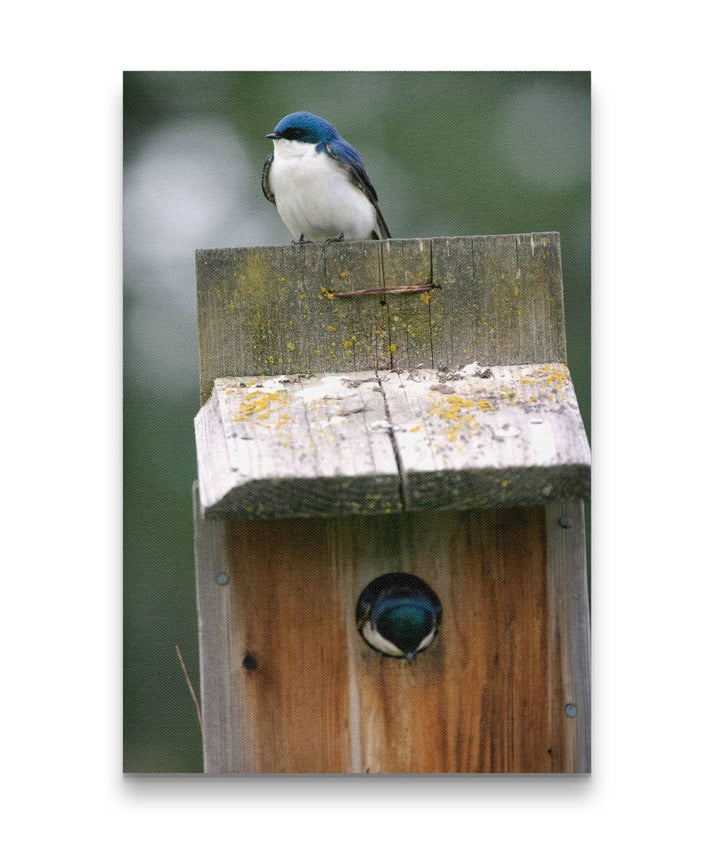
374,600,435,662
267,112,339,145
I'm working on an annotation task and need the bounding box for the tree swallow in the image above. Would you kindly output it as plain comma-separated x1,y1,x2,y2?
262,111,391,243
356,573,442,663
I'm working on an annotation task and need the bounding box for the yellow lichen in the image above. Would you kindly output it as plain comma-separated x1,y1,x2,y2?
428,391,497,441
234,389,289,423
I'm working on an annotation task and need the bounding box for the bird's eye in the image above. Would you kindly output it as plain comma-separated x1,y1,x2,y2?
283,127,304,140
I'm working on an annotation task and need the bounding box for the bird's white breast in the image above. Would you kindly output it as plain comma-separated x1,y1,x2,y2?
360,620,436,658
269,139,377,241
361,621,405,657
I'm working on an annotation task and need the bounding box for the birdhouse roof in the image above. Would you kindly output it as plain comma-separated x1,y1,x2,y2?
195,362,589,519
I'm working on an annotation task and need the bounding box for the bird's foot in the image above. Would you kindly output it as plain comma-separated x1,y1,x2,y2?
291,234,312,245
325,233,345,243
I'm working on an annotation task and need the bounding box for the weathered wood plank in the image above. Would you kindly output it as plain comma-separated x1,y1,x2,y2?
381,362,590,510
223,517,354,773
320,239,392,372
427,233,567,369
345,507,554,773
195,372,402,518
195,364,590,519
380,238,434,369
196,242,391,402
193,482,249,772
546,500,591,773
197,505,586,773
196,234,567,402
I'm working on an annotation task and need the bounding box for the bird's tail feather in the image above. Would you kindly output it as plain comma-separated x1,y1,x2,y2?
372,204,391,239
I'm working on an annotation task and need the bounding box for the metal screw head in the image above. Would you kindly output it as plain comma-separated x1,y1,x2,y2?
558,516,574,529
215,572,229,586
565,703,577,718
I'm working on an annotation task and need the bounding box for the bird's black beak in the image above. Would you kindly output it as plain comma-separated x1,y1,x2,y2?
266,132,280,139
405,652,415,664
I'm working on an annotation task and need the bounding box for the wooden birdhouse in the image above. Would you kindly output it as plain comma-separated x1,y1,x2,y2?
193,233,590,774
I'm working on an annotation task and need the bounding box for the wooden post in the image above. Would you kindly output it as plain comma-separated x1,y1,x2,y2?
193,233,590,773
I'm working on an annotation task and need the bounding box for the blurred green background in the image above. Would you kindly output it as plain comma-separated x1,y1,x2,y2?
123,71,590,773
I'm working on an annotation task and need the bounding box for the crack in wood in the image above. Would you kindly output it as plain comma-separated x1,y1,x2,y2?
375,371,409,511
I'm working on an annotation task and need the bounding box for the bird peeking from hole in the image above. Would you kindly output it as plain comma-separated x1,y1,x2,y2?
356,573,442,663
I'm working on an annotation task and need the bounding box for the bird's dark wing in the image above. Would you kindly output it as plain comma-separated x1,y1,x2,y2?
355,592,373,629
324,140,391,239
261,154,275,204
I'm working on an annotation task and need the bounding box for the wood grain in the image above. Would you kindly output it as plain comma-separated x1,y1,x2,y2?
196,234,566,402
224,517,353,773
195,364,590,518
380,238,433,370
193,233,590,775
195,373,401,518
346,507,553,773
428,234,566,369
194,504,588,773
383,362,590,511
546,500,591,773
192,482,247,772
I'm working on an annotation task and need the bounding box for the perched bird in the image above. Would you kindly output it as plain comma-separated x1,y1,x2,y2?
356,573,442,663
262,111,391,243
